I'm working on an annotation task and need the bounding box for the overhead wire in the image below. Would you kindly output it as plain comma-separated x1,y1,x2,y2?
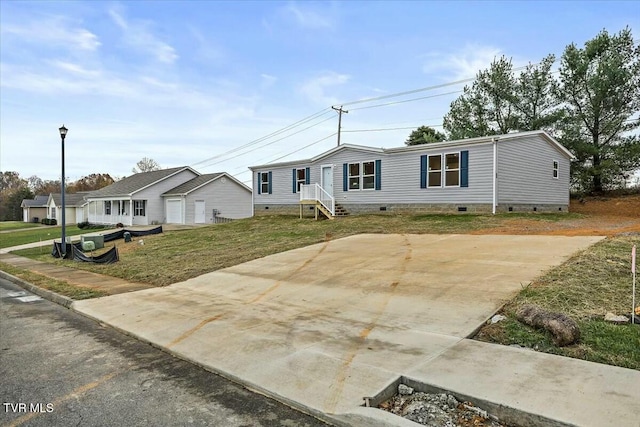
191,107,332,167
197,114,336,169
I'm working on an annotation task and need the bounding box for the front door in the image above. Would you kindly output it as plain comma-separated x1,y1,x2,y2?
194,200,206,224
321,165,333,197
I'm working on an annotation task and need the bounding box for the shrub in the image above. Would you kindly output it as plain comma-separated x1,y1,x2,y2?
77,220,90,229
116,222,124,228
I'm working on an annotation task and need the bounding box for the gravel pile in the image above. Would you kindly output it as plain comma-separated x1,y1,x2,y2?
379,385,508,427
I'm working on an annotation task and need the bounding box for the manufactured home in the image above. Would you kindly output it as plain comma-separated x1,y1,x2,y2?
249,130,574,218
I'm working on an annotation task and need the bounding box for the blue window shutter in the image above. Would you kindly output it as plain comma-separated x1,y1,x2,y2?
420,155,427,188
292,168,297,193
305,167,310,184
343,163,348,191
460,150,469,187
268,171,273,194
257,173,262,195
375,159,381,190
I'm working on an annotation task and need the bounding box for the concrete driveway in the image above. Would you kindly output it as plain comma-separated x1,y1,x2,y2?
74,234,604,424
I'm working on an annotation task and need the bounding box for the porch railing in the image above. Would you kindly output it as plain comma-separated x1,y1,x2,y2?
300,183,335,216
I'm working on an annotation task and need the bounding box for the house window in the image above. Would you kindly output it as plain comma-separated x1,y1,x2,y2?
260,172,270,194
428,155,442,187
348,163,360,190
104,201,111,215
296,168,306,192
362,161,375,190
553,161,559,179
134,200,146,216
50,207,56,219
445,153,460,187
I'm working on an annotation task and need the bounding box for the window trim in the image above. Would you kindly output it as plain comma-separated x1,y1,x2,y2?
104,201,112,215
260,172,270,195
553,160,559,179
134,200,146,216
427,154,442,188
444,152,461,188
347,160,377,191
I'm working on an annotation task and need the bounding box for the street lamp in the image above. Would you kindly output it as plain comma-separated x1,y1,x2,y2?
59,125,67,257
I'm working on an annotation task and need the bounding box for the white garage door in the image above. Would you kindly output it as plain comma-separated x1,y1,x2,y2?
166,199,182,224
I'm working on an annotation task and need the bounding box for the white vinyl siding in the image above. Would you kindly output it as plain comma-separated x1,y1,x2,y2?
497,136,571,205
183,177,252,221
133,169,198,225
253,144,493,206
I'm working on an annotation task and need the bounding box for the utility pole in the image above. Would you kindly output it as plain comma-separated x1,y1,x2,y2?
332,105,348,146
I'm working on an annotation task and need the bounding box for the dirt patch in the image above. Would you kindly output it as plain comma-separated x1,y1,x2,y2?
473,194,639,237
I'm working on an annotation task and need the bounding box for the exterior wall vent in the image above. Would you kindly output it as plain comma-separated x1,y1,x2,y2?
533,207,537,212
380,206,387,211
457,207,467,212
508,207,513,212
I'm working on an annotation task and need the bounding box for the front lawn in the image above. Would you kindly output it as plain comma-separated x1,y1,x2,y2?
474,235,640,370
0,225,87,249
0,221,43,232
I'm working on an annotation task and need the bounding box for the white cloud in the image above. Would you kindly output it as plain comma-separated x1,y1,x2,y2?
299,71,350,106
422,44,503,81
284,2,335,30
108,6,178,64
1,16,101,51
260,73,278,89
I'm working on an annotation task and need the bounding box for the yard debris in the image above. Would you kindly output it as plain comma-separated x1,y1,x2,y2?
379,389,506,427
398,384,414,395
604,312,629,324
489,314,507,324
515,304,580,346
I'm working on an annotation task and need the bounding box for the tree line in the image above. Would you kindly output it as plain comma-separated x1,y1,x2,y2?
405,28,639,194
0,158,161,221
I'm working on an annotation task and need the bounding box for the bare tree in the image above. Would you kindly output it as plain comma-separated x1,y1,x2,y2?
132,157,161,174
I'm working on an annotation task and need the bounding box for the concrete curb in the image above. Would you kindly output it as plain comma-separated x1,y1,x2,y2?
0,270,74,308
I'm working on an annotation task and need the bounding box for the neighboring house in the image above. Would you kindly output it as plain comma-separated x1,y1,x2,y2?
85,167,251,226
161,173,252,224
249,130,575,218
20,195,49,223
46,193,89,225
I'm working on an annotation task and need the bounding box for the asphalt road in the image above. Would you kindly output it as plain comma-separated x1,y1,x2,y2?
0,277,329,427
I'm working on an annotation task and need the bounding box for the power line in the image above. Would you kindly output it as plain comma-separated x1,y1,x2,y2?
336,63,535,108
349,90,463,111
267,132,337,164
191,107,332,167
198,114,336,170
343,124,443,133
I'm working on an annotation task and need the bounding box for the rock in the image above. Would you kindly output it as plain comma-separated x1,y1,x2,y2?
490,314,507,324
604,312,629,324
515,304,580,346
398,384,414,395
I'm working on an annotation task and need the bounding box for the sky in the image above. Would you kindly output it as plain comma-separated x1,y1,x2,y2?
1,1,638,186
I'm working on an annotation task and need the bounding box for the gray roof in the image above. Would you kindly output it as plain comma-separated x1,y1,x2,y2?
21,195,49,208
49,193,88,207
88,167,192,198
249,130,575,170
162,173,224,196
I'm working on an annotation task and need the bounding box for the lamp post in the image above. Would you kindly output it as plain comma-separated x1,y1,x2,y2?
59,125,68,257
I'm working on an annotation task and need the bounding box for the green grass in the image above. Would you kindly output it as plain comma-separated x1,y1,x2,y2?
0,221,43,231
474,235,640,370
0,262,108,299
0,225,88,249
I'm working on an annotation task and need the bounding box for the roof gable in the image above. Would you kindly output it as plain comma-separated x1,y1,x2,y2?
162,172,252,196
87,167,198,198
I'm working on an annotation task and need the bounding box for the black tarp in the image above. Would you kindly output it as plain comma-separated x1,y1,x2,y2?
102,226,163,242
52,241,119,264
